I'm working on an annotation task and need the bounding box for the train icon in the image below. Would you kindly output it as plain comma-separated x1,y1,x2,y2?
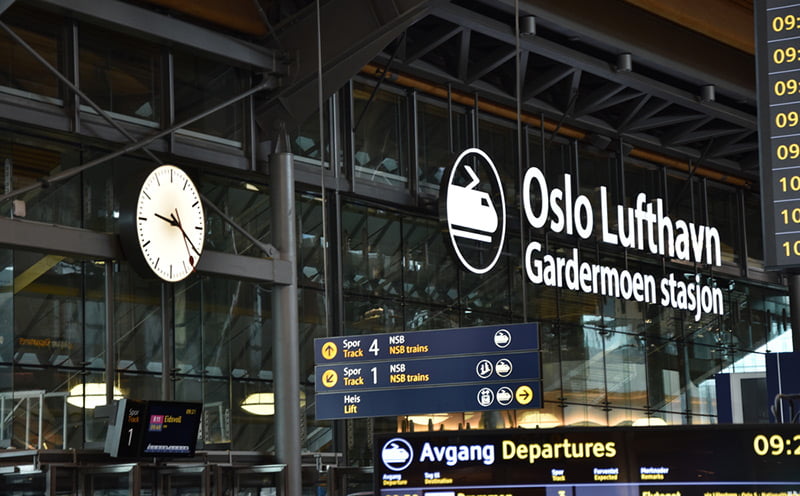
446,165,498,243
442,148,506,275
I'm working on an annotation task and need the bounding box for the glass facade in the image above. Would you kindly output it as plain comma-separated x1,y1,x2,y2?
0,1,787,493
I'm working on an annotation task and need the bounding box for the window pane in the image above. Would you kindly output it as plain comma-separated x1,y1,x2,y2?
478,118,517,203
0,136,82,226
558,324,606,407
173,51,248,146
200,174,270,257
417,101,450,195
353,81,408,187
402,217,457,307
341,204,402,298
290,105,331,164
706,183,740,266
114,263,163,373
298,195,325,288
79,24,161,125
0,5,61,101
13,251,84,369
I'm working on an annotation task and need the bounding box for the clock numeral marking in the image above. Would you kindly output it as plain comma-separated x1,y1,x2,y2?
192,201,199,208
183,178,188,190
154,257,160,269
142,191,151,200
195,225,203,230
170,169,173,182
170,264,173,279
142,240,151,248
155,174,160,186
183,261,188,272
138,216,147,221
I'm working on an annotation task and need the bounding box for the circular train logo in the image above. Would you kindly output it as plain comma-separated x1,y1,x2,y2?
440,148,507,274
381,437,414,472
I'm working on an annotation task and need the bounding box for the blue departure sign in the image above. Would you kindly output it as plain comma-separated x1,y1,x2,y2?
314,323,541,420
317,380,541,419
314,322,538,364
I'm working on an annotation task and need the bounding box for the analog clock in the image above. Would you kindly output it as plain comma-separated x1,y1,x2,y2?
120,164,205,282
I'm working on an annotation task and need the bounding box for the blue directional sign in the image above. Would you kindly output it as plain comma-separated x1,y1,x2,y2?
316,380,542,420
314,323,542,421
314,322,538,364
315,351,540,392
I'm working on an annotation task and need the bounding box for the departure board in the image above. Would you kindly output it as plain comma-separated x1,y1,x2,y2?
756,0,800,269
374,425,800,496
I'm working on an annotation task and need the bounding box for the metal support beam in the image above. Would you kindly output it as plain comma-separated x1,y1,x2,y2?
0,217,291,284
0,1,15,16
270,127,301,496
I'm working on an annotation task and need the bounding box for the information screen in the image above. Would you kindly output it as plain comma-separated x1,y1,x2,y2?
756,0,800,269
105,399,202,458
374,425,800,496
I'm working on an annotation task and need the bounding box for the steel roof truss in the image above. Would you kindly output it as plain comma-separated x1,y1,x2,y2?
405,24,463,64
573,82,625,117
628,111,705,133
522,65,574,102
660,116,714,147
466,45,516,84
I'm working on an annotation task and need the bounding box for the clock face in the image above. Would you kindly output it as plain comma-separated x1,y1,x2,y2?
135,165,205,282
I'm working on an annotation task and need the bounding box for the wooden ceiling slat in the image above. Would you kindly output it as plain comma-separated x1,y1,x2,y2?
622,0,754,54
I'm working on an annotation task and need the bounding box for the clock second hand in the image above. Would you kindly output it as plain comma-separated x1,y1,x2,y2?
171,210,201,260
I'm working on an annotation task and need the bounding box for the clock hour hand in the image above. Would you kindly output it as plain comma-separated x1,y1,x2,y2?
154,212,178,226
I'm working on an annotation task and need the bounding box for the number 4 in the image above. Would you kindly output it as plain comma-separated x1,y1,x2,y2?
369,338,380,356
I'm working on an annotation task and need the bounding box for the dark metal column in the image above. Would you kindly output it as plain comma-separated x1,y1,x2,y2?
271,128,301,495
161,283,174,401
105,263,115,404
790,274,800,351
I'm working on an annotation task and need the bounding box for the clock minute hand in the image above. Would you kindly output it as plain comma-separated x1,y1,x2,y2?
171,211,202,257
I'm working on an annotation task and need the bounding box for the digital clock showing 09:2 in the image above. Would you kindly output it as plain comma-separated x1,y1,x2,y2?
753,433,800,456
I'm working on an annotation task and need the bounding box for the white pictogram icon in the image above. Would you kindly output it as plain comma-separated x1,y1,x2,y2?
447,166,498,243
381,438,414,472
494,329,511,348
477,387,494,407
495,358,513,377
497,387,513,406
476,359,493,378
442,148,506,275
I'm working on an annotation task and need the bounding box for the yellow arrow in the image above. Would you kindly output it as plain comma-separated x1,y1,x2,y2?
515,385,533,405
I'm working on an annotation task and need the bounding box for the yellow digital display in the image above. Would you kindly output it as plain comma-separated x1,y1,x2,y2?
756,0,800,269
